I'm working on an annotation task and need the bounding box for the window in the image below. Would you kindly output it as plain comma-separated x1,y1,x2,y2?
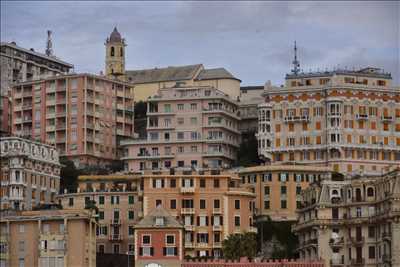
19,241,25,252
142,235,151,245
281,200,287,209
19,259,24,267
164,104,171,113
128,195,134,204
170,179,176,188
235,200,240,209
111,195,120,204
367,187,374,197
264,201,270,209
190,103,197,110
368,246,375,259
368,226,375,238
234,216,240,226
356,207,362,217
156,199,162,207
170,199,176,209
68,198,74,206
214,199,220,208
190,117,197,125
99,196,104,205
155,217,165,226
128,210,134,220
166,235,175,245
200,199,206,209
113,244,120,254
200,179,206,188
213,179,220,188
177,132,184,139
177,104,184,110
128,226,134,236
264,186,270,195
281,186,287,195
296,186,302,195
99,211,104,220
98,244,105,254
141,247,153,256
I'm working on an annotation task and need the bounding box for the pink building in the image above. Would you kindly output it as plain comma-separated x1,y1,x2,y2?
11,73,134,167
122,86,240,171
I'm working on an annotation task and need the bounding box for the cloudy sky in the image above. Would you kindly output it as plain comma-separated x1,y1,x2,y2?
1,1,399,85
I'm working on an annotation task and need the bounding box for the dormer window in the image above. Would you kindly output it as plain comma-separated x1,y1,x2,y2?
155,217,164,226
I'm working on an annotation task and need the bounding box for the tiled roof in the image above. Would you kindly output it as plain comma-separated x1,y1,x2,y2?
135,206,183,228
126,64,202,84
196,68,240,81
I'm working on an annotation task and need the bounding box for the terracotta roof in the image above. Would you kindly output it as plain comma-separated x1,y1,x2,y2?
196,68,240,81
135,206,183,228
126,64,202,84
109,27,122,43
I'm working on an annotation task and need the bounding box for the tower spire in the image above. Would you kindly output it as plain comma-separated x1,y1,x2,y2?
46,30,53,56
291,41,300,75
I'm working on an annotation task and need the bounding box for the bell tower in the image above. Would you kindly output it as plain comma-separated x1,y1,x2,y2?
105,27,126,79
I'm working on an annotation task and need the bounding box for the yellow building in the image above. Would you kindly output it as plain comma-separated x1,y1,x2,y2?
0,208,97,267
104,28,241,101
237,165,332,221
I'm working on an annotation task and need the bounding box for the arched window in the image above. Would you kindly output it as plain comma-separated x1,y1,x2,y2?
120,47,123,57
367,187,374,197
355,188,362,201
111,46,115,57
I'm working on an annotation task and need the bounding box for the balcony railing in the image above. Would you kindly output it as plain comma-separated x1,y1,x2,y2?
180,187,195,194
108,234,122,241
181,208,195,214
381,116,393,121
110,219,121,225
212,208,222,214
212,225,222,231
284,115,310,123
355,114,369,120
350,259,365,265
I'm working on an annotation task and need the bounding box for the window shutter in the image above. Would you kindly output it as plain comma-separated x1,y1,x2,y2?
220,216,223,225
139,247,143,256
206,216,209,226
161,179,165,188
163,247,166,256
181,179,185,187
197,216,200,226
150,247,154,256
174,247,178,256
211,216,214,226
152,180,156,188
190,179,194,187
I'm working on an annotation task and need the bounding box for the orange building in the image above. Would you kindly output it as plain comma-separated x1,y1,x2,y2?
0,208,97,267
11,73,134,167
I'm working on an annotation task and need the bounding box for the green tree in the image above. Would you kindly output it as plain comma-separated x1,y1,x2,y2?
59,158,79,193
222,232,257,260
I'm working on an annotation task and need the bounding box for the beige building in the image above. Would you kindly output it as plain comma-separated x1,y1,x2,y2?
292,168,400,267
121,85,241,171
237,165,331,221
58,173,143,256
104,28,241,101
11,73,134,167
58,169,256,258
257,66,400,175
0,136,61,211
0,208,97,267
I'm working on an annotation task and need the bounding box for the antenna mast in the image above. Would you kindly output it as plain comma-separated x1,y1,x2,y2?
46,30,53,56
291,41,300,75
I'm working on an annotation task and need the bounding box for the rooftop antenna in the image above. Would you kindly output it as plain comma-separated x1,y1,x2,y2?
291,41,300,75
46,30,53,56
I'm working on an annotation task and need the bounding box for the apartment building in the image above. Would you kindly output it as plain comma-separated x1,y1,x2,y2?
292,168,400,267
11,73,134,167
141,169,256,258
0,41,73,93
0,208,97,267
134,205,184,267
0,136,61,211
104,28,241,101
58,173,144,255
257,66,400,175
121,86,241,171
0,93,11,136
237,165,331,221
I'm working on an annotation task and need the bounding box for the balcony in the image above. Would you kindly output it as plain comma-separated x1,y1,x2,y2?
212,225,222,231
9,179,27,186
184,242,195,249
329,237,344,247
110,219,121,225
381,116,393,121
248,226,257,233
350,259,365,266
212,208,222,214
56,98,66,105
382,232,391,241
284,115,310,123
22,104,32,110
350,236,364,245
382,254,391,263
108,234,122,241
197,243,209,248
8,193,24,201
330,259,344,267
355,114,369,120
184,225,195,231
181,208,195,214
180,187,195,194
46,125,56,131
213,242,222,248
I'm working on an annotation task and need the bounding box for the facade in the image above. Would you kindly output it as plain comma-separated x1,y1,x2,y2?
141,169,256,258
0,209,97,267
237,165,331,221
257,66,400,175
238,86,265,134
104,28,241,101
0,136,60,211
292,168,400,267
182,258,325,267
121,86,241,171
11,73,134,167
134,206,184,267
58,173,143,256
0,41,73,93
0,93,11,136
